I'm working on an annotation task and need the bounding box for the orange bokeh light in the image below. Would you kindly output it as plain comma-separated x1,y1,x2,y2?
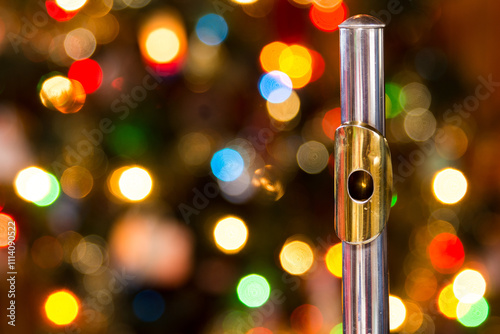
322,107,342,140
428,233,465,274
309,3,348,32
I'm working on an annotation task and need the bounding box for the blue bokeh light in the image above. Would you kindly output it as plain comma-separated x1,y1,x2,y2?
259,71,293,103
211,148,245,182
196,14,228,46
133,290,165,322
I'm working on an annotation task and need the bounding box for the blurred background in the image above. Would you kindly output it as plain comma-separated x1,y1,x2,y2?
0,0,499,333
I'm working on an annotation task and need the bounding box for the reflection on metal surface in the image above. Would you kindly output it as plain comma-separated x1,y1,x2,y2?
335,122,392,244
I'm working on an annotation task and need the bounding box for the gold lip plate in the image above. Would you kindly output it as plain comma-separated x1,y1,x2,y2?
334,123,393,244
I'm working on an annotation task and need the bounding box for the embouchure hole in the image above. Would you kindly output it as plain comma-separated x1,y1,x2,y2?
348,170,374,202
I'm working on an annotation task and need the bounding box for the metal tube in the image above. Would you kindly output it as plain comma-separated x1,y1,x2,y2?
338,15,389,333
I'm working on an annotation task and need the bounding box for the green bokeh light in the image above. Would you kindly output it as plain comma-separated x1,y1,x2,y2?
391,193,398,207
457,297,489,327
108,124,148,157
385,82,403,118
34,173,60,207
330,323,343,334
237,274,270,308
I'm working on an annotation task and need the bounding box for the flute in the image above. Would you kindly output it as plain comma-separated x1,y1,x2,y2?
335,15,393,333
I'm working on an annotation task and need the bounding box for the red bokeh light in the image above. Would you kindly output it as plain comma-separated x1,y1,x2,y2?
290,304,323,334
309,49,325,83
428,233,465,274
68,59,103,94
45,0,78,22
309,3,348,32
322,107,342,140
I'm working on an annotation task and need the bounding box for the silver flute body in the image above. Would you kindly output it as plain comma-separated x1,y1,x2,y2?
335,15,392,334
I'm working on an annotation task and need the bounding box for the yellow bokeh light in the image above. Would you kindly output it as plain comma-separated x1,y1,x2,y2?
213,216,248,254
432,168,467,204
56,0,87,11
266,90,300,122
260,41,288,73
231,0,258,3
389,295,406,331
279,240,314,275
44,290,79,326
64,28,97,60
453,269,486,303
438,284,459,318
279,45,312,78
40,76,86,114
325,243,342,278
14,167,51,202
61,166,94,199
145,28,180,63
118,166,153,201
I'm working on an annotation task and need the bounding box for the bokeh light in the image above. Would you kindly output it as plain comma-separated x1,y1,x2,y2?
432,168,467,204
178,132,212,167
309,3,348,32
211,148,245,182
401,300,424,333
109,211,193,287
400,82,431,112
290,304,323,334
267,90,300,122
296,140,329,174
33,172,60,207
71,236,107,275
322,107,341,140
438,284,459,319
0,214,16,248
259,71,293,103
61,166,94,199
279,44,312,88
385,82,403,118
46,0,79,22
428,232,464,273
237,274,271,307
196,14,228,46
246,327,272,334
330,323,343,334
39,75,86,113
389,295,406,331
14,167,51,202
325,243,342,278
118,166,153,201
453,269,486,303
280,240,314,275
457,297,489,327
435,125,469,160
231,0,258,3
260,41,288,73
44,290,79,325
403,108,436,141
64,28,97,60
404,268,437,301
146,28,180,63
133,290,165,322
68,59,103,94
138,11,187,74
56,0,87,11
213,216,248,254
